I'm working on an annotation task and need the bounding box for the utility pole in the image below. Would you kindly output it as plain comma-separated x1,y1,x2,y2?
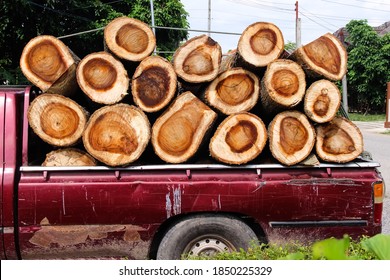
295,1,301,48
208,0,211,36
149,0,156,54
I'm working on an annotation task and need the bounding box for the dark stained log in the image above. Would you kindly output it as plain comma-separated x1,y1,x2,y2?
82,104,150,166
304,79,341,123
28,94,88,147
289,33,347,81
209,112,267,164
260,59,306,115
76,51,129,105
203,67,260,115
268,110,316,166
104,16,156,62
173,35,222,84
152,91,217,163
131,55,177,113
42,148,97,166
20,35,79,96
237,22,284,69
316,117,364,163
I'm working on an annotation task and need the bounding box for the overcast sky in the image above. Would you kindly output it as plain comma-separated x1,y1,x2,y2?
180,0,390,53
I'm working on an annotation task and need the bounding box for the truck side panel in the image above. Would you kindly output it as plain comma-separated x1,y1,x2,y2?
0,92,6,259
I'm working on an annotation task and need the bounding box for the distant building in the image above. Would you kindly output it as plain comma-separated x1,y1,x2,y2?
333,21,390,47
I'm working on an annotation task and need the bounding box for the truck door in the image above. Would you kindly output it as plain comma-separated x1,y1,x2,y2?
0,92,5,259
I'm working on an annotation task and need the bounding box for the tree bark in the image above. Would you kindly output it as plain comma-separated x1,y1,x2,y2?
76,51,129,105
209,112,267,165
237,22,284,69
131,56,177,113
152,91,217,163
42,148,97,166
104,16,156,62
28,94,88,147
20,35,79,96
82,104,150,166
260,59,306,115
173,35,222,84
203,67,260,115
304,79,341,123
315,117,364,163
268,110,316,166
289,33,347,81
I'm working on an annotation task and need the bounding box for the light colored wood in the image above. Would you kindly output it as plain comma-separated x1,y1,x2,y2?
237,22,284,68
104,16,156,62
209,112,267,165
152,91,217,163
304,79,341,123
316,117,363,163
173,35,222,83
204,67,259,115
289,33,347,81
28,94,88,147
132,56,177,112
42,148,97,166
20,35,79,95
76,51,129,105
82,104,150,166
269,110,315,166
261,59,306,115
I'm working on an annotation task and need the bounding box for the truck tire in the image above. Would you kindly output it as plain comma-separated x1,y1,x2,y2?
156,215,258,259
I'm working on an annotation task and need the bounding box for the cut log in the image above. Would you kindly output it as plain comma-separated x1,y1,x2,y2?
316,117,363,163
82,104,150,166
42,148,97,166
304,79,341,123
28,94,88,147
237,22,284,69
131,56,177,113
203,67,260,115
289,33,347,81
104,16,156,62
152,91,217,163
260,59,306,115
76,51,129,105
209,112,267,165
269,110,316,166
173,35,222,83
20,35,79,96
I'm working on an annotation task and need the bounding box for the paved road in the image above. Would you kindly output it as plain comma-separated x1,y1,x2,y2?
353,121,390,234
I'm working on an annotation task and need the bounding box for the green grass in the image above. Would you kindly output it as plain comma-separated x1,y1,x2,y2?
348,113,386,122
187,234,390,260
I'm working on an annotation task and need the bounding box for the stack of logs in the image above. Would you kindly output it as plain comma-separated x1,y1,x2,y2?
20,16,363,167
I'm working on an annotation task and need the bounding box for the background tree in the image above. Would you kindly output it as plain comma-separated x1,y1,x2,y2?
0,0,189,84
345,20,390,113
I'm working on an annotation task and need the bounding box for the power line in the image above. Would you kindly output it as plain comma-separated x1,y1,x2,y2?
226,0,294,13
299,12,334,32
27,1,92,22
320,0,390,12
300,6,339,29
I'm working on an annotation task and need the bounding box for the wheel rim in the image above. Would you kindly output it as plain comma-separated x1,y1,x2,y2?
184,235,236,257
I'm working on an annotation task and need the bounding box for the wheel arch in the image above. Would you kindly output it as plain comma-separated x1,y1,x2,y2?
148,211,268,259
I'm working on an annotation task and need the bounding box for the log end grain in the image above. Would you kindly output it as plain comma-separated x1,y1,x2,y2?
291,33,347,81
42,148,97,166
152,91,217,163
238,22,284,68
304,79,341,123
132,56,177,112
20,35,78,93
261,59,306,113
204,67,260,115
77,51,129,104
269,110,315,166
104,16,156,62
316,117,363,163
209,112,267,164
28,94,88,147
82,104,151,166
173,35,222,83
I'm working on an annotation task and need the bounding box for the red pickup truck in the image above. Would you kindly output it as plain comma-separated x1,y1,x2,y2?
0,86,385,260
